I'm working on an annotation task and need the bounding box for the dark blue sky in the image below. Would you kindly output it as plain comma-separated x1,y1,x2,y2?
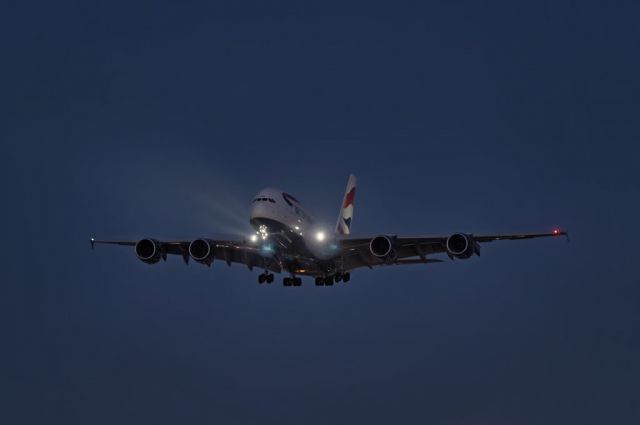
2,1,639,423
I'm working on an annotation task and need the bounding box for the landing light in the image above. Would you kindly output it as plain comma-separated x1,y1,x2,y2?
250,234,258,243
315,231,326,242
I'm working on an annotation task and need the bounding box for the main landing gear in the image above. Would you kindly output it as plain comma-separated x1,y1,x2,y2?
260,273,350,287
315,272,350,286
258,272,274,284
283,277,302,287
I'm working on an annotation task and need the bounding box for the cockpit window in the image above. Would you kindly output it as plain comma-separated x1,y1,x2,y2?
252,197,276,203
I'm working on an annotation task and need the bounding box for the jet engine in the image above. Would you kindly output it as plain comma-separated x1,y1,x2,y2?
369,235,397,260
135,238,162,264
445,233,478,259
189,238,216,266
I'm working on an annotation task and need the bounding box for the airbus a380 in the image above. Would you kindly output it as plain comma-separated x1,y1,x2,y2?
91,175,567,286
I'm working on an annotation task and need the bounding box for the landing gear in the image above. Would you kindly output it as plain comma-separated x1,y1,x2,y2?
332,272,351,284
283,277,302,287
258,272,274,284
314,272,350,286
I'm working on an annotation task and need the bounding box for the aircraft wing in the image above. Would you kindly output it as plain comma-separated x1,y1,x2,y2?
90,238,283,273
337,230,567,271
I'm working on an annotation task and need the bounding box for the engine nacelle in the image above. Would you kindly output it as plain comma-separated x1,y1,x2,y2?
135,238,162,264
445,233,478,259
369,235,397,260
189,238,216,266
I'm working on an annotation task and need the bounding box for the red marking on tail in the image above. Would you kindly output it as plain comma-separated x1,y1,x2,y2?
343,188,356,208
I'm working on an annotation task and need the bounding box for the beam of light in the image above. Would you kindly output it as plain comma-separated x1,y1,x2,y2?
90,144,258,239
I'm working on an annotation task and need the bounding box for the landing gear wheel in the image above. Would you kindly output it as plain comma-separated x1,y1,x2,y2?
315,277,324,286
324,276,334,286
283,277,292,286
293,277,302,286
266,274,274,284
258,274,266,284
334,273,343,283
342,272,351,283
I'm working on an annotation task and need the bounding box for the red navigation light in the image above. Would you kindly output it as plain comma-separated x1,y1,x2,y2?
553,229,560,235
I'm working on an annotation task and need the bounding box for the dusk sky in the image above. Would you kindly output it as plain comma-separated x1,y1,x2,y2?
2,1,639,423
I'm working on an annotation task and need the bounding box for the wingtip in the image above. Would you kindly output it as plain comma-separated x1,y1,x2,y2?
552,229,570,242
90,238,95,249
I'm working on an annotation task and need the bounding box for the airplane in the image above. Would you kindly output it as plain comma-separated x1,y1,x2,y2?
90,174,567,286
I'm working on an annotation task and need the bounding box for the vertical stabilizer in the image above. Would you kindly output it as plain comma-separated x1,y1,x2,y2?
335,174,357,235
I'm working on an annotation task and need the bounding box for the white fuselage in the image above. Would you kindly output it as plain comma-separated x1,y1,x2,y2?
249,188,314,238
249,188,340,262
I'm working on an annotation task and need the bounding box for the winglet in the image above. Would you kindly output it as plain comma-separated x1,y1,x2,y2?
90,238,95,249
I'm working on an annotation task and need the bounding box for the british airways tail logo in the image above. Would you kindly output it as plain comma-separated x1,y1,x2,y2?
343,188,356,209
282,192,312,222
282,192,301,207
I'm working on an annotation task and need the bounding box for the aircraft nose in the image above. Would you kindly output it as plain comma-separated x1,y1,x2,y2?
249,198,273,220
249,201,260,219
249,189,282,224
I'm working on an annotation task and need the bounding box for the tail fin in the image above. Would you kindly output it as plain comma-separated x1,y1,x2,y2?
335,174,357,235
